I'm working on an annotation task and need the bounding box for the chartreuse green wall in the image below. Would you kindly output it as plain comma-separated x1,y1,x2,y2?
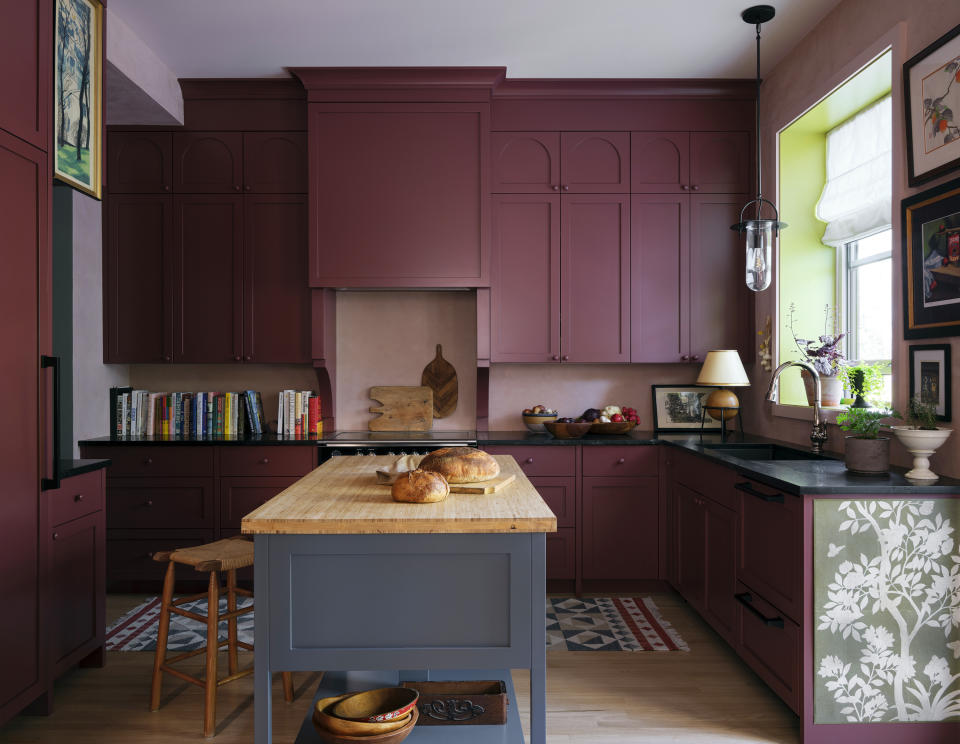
776,52,891,405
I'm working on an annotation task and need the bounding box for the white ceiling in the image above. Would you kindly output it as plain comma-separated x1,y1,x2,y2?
108,0,843,80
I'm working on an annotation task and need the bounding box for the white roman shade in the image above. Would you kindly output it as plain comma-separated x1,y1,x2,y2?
815,96,892,247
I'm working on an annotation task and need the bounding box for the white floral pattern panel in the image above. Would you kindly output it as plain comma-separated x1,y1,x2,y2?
814,499,960,723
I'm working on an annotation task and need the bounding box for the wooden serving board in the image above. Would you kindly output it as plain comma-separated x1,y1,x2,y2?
421,344,458,418
380,473,517,494
368,386,433,431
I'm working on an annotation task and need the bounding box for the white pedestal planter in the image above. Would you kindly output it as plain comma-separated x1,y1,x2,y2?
890,426,953,481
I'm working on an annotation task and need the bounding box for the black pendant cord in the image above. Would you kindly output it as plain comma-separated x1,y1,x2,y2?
755,21,763,219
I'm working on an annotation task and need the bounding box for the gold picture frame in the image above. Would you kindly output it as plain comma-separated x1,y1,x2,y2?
54,0,103,199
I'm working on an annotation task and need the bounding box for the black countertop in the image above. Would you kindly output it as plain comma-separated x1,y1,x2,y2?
59,458,112,480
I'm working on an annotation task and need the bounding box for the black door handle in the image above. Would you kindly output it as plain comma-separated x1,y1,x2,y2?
735,592,784,628
41,355,61,491
734,481,784,503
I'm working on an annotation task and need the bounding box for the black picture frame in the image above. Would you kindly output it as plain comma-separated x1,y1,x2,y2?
908,343,952,421
901,176,960,338
904,22,960,187
651,384,721,433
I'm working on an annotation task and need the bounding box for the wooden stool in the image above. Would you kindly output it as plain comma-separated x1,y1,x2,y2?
149,537,293,737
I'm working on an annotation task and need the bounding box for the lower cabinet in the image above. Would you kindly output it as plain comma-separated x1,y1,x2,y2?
527,476,577,580
581,476,658,579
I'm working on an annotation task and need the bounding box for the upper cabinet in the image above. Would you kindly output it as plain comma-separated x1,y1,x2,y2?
242,132,307,193
0,0,51,151
107,132,173,193
631,131,750,194
173,132,243,193
492,131,629,193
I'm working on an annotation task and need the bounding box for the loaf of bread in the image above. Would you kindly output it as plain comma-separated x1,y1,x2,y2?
391,469,450,503
418,447,500,483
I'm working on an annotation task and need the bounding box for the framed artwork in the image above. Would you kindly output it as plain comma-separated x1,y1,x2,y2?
904,22,960,186
901,176,960,338
651,385,721,432
54,0,103,199
909,343,952,421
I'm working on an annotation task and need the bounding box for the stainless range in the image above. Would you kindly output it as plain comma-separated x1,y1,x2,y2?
317,431,478,462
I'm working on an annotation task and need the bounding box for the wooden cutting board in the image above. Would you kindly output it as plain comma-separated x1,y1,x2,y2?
380,473,517,494
421,344,458,418
368,386,433,431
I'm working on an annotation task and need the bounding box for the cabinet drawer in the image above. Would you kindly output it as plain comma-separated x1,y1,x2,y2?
737,478,802,623
96,447,214,478
669,449,738,511
47,469,103,526
582,446,658,477
220,476,301,529
529,476,576,528
735,583,800,714
483,446,575,476
106,530,214,587
219,446,314,477
106,477,215,529
547,528,576,580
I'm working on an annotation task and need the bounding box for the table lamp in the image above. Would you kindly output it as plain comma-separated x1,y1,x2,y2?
696,350,750,422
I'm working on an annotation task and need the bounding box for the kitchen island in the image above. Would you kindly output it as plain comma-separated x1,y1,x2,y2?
241,454,556,744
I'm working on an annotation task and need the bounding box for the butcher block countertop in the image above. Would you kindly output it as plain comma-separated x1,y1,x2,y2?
241,454,557,535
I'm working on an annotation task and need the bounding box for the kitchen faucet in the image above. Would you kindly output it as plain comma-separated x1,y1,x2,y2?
765,361,828,453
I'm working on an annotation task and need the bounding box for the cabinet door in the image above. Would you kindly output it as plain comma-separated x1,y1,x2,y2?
582,476,658,580
560,132,629,193
674,483,706,608
630,194,689,363
689,132,750,193
491,132,560,193
490,195,560,362
547,528,576,580
242,132,307,193
106,477,215,529
528,476,576,528
244,195,310,362
107,132,172,193
0,130,44,719
703,500,737,643
561,195,630,362
0,0,50,150
220,476,301,529
689,194,750,360
309,103,488,287
48,511,104,675
173,196,243,362
173,132,242,193
630,132,689,193
105,195,173,362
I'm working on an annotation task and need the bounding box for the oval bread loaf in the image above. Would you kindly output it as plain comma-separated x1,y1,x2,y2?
418,447,500,483
391,469,450,503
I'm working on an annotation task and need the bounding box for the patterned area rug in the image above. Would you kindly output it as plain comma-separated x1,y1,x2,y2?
107,595,687,653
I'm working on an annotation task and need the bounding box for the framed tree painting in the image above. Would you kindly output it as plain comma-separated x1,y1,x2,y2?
54,0,103,199
651,385,721,432
902,176,960,338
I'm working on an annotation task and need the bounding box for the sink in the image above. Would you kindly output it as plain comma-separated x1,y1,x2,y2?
701,443,832,461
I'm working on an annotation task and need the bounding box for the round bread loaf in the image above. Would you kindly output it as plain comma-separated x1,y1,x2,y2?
418,447,500,483
391,469,450,503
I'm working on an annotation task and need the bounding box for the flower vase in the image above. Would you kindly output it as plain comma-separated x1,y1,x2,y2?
890,426,953,481
801,370,842,407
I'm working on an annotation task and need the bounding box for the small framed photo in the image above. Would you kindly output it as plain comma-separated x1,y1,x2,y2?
904,22,960,186
909,344,952,421
651,385,721,432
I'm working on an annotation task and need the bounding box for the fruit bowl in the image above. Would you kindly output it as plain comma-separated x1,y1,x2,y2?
522,412,558,432
543,421,592,439
589,421,637,434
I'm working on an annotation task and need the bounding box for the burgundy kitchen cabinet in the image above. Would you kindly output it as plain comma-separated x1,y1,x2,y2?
242,132,308,193
674,483,707,608
107,132,173,193
492,131,628,193
105,195,173,363
308,103,489,287
631,131,749,194
0,0,50,150
220,477,302,530
491,132,559,193
173,132,243,193
581,476,659,579
703,498,738,643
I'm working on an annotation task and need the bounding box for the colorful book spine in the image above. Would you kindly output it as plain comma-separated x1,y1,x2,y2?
308,397,319,439
294,391,302,438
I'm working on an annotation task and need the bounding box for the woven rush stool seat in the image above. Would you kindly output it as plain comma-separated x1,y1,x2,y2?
149,537,293,737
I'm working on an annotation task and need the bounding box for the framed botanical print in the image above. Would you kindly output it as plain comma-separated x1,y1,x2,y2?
651,385,721,432
909,343,952,421
902,176,960,338
54,0,103,199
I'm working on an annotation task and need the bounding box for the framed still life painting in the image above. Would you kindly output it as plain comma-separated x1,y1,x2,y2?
901,176,960,338
651,385,721,432
54,0,103,199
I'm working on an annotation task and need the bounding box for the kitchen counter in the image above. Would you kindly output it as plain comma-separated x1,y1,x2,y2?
78,434,322,446
59,458,111,479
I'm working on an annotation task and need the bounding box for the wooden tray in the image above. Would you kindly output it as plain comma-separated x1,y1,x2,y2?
400,680,507,726
589,421,637,434
380,473,516,494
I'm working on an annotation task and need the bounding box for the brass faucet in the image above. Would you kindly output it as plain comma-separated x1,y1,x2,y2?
765,361,828,453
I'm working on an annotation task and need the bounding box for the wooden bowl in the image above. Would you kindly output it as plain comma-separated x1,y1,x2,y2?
313,694,412,736
589,421,637,434
313,704,418,744
543,421,592,439
329,686,419,723
522,413,558,432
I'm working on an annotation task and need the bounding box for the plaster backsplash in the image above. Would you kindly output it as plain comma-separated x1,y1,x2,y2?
335,291,477,430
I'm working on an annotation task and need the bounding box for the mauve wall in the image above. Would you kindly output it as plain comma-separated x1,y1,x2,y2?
743,0,960,478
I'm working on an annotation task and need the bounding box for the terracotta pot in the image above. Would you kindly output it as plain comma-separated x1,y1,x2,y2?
890,426,953,481
843,436,889,476
800,370,842,407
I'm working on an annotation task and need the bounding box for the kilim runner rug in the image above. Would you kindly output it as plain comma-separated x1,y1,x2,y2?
106,595,687,652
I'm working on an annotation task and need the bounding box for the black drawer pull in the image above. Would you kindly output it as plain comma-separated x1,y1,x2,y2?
735,592,784,628
735,481,784,503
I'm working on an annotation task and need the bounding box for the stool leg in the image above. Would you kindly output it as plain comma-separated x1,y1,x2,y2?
203,571,219,738
282,672,294,703
226,569,238,675
150,561,176,712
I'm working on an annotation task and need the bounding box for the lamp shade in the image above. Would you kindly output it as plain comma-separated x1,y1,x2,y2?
696,350,750,387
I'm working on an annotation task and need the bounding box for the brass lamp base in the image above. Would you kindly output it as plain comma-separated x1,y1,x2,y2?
704,388,740,421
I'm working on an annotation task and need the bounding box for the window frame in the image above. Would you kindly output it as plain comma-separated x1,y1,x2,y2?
838,228,892,365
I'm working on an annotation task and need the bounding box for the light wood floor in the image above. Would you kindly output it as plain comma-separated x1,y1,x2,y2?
0,592,799,743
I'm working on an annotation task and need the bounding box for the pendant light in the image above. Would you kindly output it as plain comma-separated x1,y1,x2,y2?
732,5,786,293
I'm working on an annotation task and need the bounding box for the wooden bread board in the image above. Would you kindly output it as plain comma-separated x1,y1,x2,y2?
369,386,433,431
381,473,516,494
421,344,458,418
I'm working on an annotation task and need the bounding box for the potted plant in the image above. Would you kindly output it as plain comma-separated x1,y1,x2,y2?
836,362,886,408
836,406,893,475
787,303,846,406
890,395,954,481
